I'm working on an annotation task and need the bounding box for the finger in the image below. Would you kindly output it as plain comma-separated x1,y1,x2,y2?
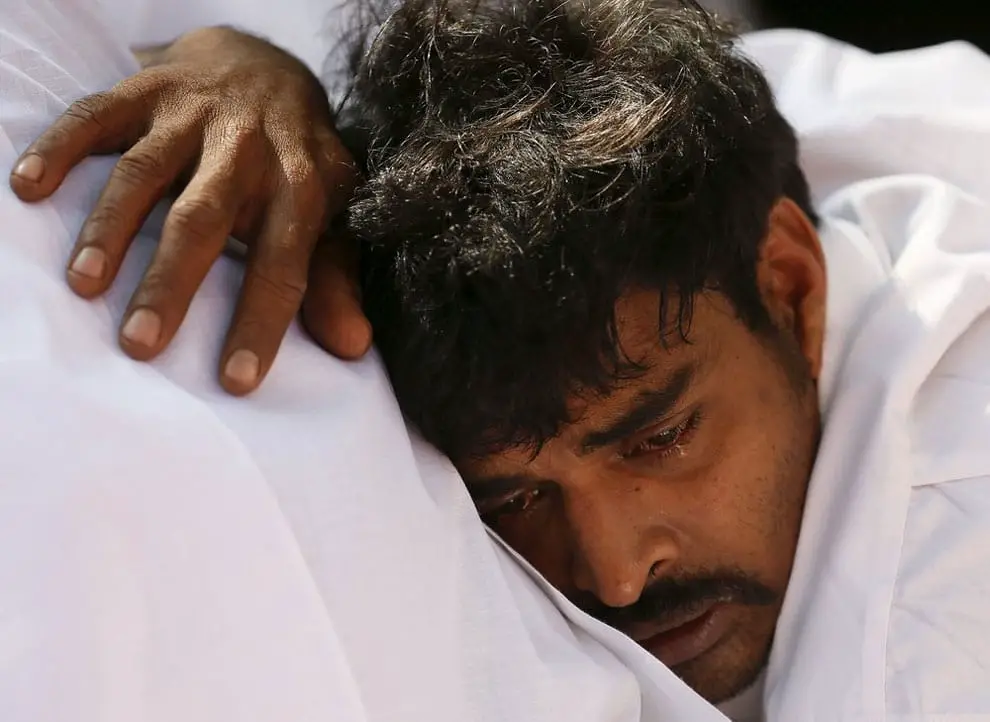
67,125,200,299
219,176,325,395
302,129,371,359
9,88,147,202
314,124,360,218
301,232,372,360
118,152,241,362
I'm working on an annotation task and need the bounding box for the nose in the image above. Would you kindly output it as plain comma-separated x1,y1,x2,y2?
567,486,680,608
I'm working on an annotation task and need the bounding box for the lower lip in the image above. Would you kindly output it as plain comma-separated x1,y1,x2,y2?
639,604,734,668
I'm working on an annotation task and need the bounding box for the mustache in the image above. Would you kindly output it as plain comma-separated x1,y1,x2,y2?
577,571,779,632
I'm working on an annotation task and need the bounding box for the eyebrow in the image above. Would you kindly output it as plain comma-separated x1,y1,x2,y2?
578,363,696,455
464,363,696,499
463,473,533,503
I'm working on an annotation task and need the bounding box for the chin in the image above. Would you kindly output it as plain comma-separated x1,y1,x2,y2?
669,612,776,704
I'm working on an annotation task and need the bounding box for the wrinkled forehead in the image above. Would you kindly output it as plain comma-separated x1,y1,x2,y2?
463,291,729,471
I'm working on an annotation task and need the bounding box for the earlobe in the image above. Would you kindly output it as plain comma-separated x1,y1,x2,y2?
758,198,828,380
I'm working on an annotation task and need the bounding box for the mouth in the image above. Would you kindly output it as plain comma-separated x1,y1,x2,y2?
627,601,735,668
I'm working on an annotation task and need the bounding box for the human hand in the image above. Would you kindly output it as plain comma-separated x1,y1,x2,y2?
9,26,371,394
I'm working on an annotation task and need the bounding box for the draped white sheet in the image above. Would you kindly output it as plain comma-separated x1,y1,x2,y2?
4,2,990,720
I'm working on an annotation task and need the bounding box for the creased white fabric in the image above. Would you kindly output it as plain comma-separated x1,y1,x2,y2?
5,4,990,720
742,32,990,722
0,1,724,721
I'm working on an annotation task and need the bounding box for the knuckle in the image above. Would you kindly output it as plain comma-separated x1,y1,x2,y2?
64,92,113,129
135,267,180,301
126,65,173,91
115,145,170,185
282,157,322,193
221,122,264,151
79,205,126,242
250,262,308,309
167,196,230,242
282,161,328,224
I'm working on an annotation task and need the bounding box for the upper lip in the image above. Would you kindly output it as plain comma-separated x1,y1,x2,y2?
624,599,722,643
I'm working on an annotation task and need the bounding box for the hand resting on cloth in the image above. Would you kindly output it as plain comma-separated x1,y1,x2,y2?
9,25,371,394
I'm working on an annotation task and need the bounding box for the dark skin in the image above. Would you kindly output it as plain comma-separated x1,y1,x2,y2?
10,29,829,704
8,27,371,394
463,199,828,702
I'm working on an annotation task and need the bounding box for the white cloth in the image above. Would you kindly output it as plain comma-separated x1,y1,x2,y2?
5,1,990,719
100,0,358,81
741,31,990,722
97,0,332,74
0,1,727,721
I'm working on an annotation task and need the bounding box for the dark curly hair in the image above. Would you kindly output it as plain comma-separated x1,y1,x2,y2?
340,0,816,460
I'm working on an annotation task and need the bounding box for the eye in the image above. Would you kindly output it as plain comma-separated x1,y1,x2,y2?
478,487,547,522
625,410,702,459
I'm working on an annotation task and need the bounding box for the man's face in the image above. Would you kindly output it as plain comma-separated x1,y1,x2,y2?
458,200,827,703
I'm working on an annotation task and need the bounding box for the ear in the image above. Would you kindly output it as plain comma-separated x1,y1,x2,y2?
756,197,827,380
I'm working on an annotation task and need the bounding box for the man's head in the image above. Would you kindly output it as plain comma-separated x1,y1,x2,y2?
345,0,827,702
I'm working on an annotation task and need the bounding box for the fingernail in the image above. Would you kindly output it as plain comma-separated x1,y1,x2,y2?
70,247,107,280
121,308,161,348
224,349,260,388
13,154,45,183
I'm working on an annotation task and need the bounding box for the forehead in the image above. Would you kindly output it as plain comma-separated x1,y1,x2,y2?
579,289,724,408
561,298,717,428
467,290,738,469
610,288,737,359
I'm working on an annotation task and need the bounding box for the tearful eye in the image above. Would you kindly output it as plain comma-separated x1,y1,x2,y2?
625,410,702,459
480,487,546,522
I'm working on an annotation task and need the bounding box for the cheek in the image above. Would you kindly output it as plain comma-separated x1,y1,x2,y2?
492,506,575,591
676,391,810,585
743,359,817,580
